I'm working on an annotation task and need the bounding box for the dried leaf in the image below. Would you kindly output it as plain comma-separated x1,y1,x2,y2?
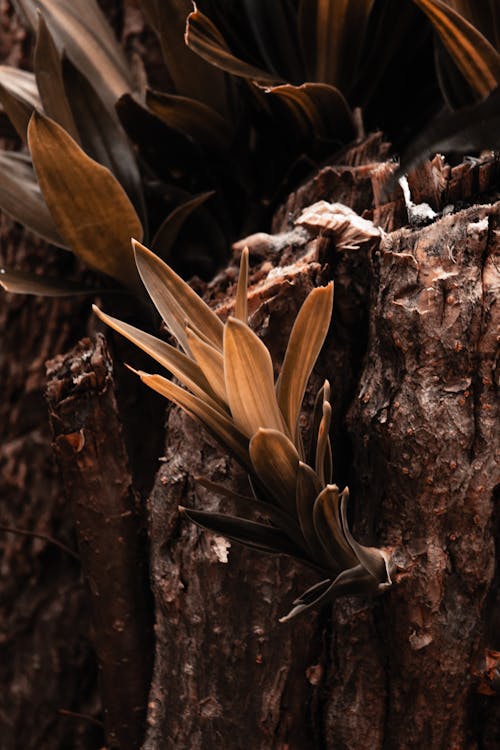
133,240,224,351
277,282,333,442
28,111,143,289
93,306,221,408
412,0,500,97
224,317,288,438
296,201,382,249
249,428,299,514
234,246,248,324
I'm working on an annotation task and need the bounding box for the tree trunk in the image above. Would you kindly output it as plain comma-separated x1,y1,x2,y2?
143,148,499,750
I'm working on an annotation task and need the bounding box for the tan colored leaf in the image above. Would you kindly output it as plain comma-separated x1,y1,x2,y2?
136,371,250,469
234,246,249,324
28,111,143,289
249,428,299,514
133,240,224,352
186,326,227,405
93,306,222,409
412,0,500,97
224,317,288,438
277,283,333,442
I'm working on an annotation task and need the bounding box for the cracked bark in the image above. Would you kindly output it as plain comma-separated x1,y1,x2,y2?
143,149,499,749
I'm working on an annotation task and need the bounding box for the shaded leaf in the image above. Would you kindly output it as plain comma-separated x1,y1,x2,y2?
299,0,374,88
313,484,356,571
0,268,92,296
186,7,280,85
224,317,288,437
295,461,324,559
339,487,391,584
133,240,224,352
93,306,221,408
62,58,145,224
146,89,232,152
277,282,333,442
15,0,133,108
241,0,303,82
412,0,500,97
34,12,78,139
28,111,143,289
397,86,500,176
267,83,355,143
0,66,41,140
136,371,250,469
0,150,66,247
249,428,299,514
179,506,305,559
141,0,229,117
280,563,380,622
151,192,213,258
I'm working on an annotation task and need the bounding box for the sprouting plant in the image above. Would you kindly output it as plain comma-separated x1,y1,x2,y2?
94,243,392,621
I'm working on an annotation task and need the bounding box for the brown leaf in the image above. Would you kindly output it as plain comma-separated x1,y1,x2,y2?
28,111,143,289
186,326,227,405
234,246,249,324
34,12,78,140
133,240,224,352
224,317,288,438
249,428,300,514
313,485,356,570
276,282,333,442
412,0,500,97
0,66,41,141
0,268,91,296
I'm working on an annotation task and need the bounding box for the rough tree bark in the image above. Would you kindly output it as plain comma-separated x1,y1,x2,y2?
143,147,499,750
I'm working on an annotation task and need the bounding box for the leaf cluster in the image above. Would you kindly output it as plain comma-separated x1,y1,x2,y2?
95,244,392,621
1,1,500,295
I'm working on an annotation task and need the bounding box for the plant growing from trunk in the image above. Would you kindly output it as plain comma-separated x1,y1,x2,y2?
95,243,393,620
